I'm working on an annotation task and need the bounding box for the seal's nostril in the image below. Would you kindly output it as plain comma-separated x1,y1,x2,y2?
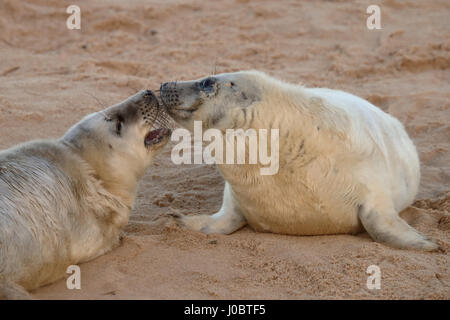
142,90,158,107
160,82,172,91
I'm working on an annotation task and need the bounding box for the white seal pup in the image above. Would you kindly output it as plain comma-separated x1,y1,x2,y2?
159,71,438,251
0,90,171,299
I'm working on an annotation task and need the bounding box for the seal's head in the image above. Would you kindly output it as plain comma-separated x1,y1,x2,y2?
159,71,263,131
62,90,172,202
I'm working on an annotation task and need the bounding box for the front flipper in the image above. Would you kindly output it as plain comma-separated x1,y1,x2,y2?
172,183,247,235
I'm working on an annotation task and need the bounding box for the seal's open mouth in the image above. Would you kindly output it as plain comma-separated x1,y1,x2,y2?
145,128,171,147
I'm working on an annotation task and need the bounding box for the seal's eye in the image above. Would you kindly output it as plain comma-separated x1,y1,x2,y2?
199,77,216,90
230,82,235,86
115,115,124,136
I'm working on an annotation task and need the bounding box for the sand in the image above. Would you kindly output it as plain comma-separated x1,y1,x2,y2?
0,0,449,299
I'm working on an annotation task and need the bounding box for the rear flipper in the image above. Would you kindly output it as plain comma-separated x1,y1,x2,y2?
358,204,439,251
0,278,32,300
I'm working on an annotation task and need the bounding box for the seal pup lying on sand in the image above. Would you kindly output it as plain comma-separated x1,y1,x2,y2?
0,90,171,299
160,70,438,251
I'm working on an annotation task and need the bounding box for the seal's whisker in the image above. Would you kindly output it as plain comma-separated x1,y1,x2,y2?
86,92,107,109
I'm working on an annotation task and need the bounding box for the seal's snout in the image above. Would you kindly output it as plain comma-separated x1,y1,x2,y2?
136,89,172,129
159,82,181,108
126,89,158,109
138,89,173,148
142,89,159,106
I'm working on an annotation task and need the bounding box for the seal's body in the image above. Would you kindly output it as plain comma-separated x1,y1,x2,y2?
0,90,171,299
160,71,438,251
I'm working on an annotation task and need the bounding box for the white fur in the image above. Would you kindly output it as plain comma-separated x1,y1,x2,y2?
0,91,169,299
168,71,438,251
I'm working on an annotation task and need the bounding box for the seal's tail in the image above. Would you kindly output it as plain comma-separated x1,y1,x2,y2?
0,278,31,300
358,204,439,251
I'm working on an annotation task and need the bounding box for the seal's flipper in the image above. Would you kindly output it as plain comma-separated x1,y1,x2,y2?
0,278,31,300
175,183,247,235
358,204,439,251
